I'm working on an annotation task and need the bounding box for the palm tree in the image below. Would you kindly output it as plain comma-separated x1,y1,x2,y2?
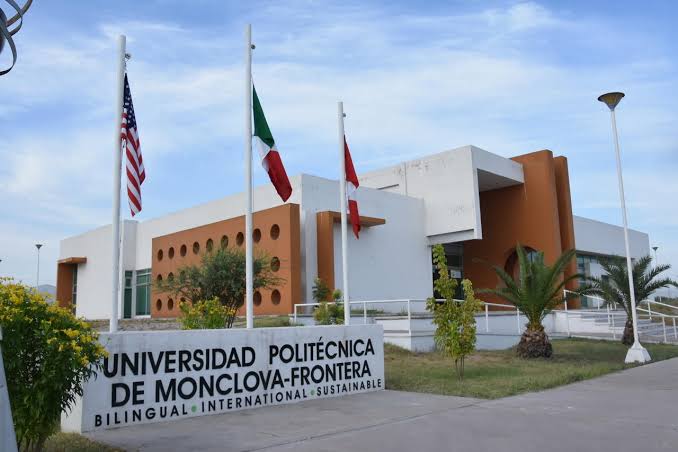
584,256,677,346
481,245,581,358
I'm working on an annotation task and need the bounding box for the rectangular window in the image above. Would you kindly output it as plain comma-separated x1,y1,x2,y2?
135,269,151,316
72,266,78,306
124,271,133,319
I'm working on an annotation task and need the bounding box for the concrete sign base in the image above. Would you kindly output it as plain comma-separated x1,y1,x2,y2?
62,324,384,433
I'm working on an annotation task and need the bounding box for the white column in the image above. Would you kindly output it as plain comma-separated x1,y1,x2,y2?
338,101,350,325
609,108,650,363
110,35,126,333
244,25,254,329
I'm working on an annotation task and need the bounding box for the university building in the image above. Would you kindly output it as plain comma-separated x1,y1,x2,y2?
56,146,650,319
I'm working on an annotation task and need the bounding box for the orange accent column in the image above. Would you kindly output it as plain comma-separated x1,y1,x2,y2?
56,263,74,307
316,211,335,296
464,150,577,307
554,156,580,307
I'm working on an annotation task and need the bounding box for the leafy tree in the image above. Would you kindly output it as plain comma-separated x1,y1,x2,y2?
584,255,678,346
481,244,580,358
0,278,107,451
155,247,283,327
426,244,481,379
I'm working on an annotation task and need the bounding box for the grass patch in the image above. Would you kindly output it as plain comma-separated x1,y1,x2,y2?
385,338,678,399
254,316,299,328
44,433,123,452
231,315,299,328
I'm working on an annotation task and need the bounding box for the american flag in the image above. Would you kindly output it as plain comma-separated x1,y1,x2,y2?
121,73,145,216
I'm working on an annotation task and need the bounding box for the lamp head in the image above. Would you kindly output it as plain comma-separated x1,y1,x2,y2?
598,92,625,111
35,243,43,250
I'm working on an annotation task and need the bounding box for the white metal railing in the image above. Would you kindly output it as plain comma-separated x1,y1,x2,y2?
293,298,525,334
293,299,424,333
643,299,678,321
292,295,678,342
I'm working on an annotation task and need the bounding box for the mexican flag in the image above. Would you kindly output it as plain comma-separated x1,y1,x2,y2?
253,86,293,202
344,136,361,239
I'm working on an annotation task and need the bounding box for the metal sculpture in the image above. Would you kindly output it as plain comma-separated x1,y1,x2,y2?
0,0,33,75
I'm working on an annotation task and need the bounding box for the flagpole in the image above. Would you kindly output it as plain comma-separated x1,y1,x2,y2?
110,34,126,333
338,102,350,325
245,24,254,329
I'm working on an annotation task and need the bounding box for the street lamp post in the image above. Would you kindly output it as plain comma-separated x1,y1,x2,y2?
598,92,651,363
652,246,659,263
35,243,42,288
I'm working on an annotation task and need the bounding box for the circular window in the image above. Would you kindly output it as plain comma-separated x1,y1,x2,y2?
157,249,164,261
168,272,174,282
168,247,175,259
193,241,200,254
271,257,281,272
168,298,174,311
156,299,162,311
206,238,214,252
271,289,281,305
236,232,244,246
221,235,229,249
156,274,163,283
180,244,187,257
254,291,262,306
253,228,261,243
270,224,280,240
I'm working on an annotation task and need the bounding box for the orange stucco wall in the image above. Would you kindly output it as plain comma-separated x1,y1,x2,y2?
151,203,301,318
464,150,579,308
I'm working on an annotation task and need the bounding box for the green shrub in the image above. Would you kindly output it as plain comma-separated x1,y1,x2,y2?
313,285,344,325
0,278,107,451
179,298,236,330
426,245,481,379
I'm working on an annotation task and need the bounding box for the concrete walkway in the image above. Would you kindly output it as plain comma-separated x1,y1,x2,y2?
88,358,678,452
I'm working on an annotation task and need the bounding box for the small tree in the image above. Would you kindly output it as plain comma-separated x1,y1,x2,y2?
426,244,481,379
312,278,344,325
155,247,283,327
0,278,107,451
311,277,332,303
584,255,678,345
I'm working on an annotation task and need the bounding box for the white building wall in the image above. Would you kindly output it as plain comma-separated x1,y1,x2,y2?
573,215,650,259
296,175,431,303
359,145,523,244
60,173,433,317
59,221,140,320
59,225,113,320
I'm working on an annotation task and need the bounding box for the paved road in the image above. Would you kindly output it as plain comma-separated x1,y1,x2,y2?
88,358,678,452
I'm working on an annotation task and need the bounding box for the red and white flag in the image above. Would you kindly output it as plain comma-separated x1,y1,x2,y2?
121,73,145,216
252,86,292,202
344,136,361,238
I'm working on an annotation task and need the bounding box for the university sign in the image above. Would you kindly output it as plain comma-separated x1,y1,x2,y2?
61,324,384,432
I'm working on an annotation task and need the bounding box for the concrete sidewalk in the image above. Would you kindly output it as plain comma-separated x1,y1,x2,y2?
88,358,678,452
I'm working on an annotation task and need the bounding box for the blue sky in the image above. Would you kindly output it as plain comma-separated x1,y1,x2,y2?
1,0,677,286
